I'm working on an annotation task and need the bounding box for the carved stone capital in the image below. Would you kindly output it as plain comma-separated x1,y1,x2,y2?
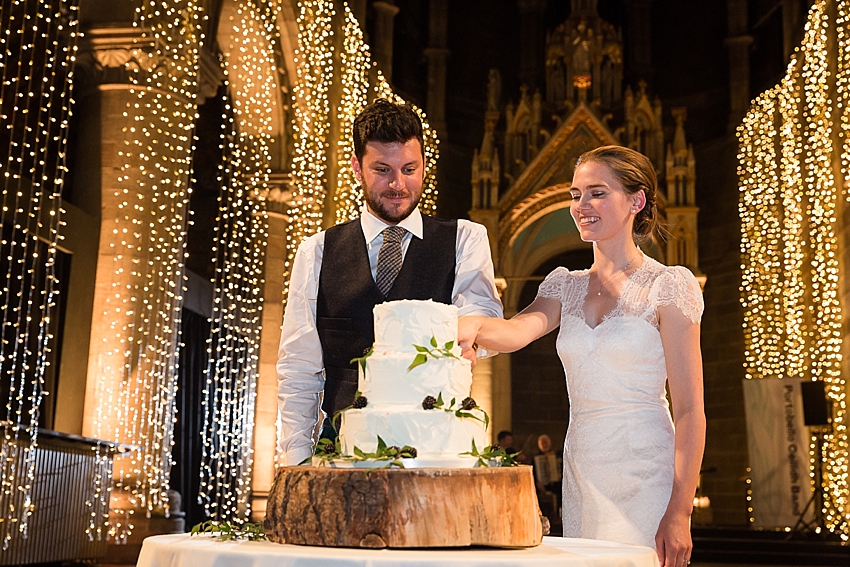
265,172,293,218
76,26,198,100
76,27,161,87
373,1,400,17
197,49,226,105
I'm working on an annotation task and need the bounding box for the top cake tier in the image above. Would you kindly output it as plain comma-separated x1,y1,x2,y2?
373,299,458,353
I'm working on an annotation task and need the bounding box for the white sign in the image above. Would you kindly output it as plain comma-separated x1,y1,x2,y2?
742,377,814,528
533,453,562,486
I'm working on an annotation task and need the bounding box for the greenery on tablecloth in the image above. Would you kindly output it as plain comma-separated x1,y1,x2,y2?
190,520,266,541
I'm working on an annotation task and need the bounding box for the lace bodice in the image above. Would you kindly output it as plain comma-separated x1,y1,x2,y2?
536,254,703,328
534,254,703,548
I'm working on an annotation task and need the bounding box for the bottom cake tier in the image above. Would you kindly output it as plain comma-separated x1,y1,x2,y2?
338,406,487,463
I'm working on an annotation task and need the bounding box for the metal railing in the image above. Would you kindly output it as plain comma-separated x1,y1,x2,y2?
0,424,124,566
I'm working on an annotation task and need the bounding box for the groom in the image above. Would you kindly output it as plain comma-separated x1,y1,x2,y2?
276,99,502,466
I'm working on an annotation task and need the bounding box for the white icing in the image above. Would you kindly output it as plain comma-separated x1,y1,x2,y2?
339,407,486,458
373,299,459,355
360,353,472,406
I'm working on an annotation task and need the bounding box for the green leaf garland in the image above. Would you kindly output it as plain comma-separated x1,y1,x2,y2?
190,520,266,541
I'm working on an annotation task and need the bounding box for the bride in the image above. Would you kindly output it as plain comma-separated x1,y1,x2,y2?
459,145,705,567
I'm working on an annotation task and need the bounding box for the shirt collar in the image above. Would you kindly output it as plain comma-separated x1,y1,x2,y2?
361,206,424,243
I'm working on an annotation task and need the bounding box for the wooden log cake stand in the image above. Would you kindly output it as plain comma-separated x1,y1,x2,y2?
264,465,545,549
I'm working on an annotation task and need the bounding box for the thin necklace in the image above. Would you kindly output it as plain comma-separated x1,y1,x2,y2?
594,251,640,296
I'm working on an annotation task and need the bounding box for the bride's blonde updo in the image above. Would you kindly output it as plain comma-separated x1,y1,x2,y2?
575,145,660,241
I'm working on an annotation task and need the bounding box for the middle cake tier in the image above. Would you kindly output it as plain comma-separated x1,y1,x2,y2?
360,354,472,406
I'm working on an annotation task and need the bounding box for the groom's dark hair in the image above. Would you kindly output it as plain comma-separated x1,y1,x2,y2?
353,99,423,162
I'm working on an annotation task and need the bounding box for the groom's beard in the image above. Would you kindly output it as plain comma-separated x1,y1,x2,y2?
363,180,422,224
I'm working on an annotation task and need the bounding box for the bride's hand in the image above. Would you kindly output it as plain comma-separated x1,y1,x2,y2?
654,510,692,567
458,316,484,367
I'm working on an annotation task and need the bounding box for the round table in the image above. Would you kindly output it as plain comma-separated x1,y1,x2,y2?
137,533,660,567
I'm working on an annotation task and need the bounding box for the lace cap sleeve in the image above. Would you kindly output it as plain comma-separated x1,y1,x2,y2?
536,267,569,300
653,266,704,324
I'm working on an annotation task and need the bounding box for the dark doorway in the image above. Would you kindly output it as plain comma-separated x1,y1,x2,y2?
509,247,593,460
171,308,210,529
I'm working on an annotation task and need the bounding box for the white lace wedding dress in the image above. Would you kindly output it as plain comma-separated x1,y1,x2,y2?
536,254,704,548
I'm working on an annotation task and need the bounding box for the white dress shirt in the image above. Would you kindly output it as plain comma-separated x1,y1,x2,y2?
276,207,503,465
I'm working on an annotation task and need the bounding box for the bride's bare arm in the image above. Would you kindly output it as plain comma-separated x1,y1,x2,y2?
458,295,561,354
654,303,705,567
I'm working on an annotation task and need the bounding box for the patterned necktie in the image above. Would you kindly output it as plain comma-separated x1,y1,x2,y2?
375,226,406,296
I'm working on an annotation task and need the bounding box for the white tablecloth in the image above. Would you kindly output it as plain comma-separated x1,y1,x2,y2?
136,533,660,567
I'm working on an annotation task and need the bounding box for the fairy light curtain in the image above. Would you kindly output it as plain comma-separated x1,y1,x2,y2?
0,0,80,548
90,0,204,540
198,0,275,522
738,0,849,539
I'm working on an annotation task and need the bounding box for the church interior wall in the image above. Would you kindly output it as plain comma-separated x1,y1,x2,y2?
692,135,750,526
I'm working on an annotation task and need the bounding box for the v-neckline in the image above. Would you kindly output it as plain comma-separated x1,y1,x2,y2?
579,274,621,330
578,254,645,330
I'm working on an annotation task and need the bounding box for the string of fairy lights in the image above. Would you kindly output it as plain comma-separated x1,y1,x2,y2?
0,0,79,548
738,0,848,539
334,5,371,224
839,2,850,196
283,0,335,307
282,0,441,307
198,0,274,523
777,63,805,381
94,0,204,540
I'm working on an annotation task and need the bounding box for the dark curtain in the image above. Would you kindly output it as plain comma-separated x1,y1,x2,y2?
171,307,210,529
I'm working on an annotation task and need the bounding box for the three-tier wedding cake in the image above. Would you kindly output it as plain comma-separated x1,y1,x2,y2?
332,299,488,467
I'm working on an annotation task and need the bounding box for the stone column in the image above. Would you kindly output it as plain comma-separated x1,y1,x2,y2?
75,17,193,561
252,172,293,522
725,0,752,130
424,0,449,138
373,1,399,83
517,0,546,90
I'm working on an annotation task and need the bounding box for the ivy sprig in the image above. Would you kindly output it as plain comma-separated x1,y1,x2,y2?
455,402,490,431
329,390,363,431
351,435,417,469
459,439,520,468
423,392,490,431
305,435,417,469
303,436,343,466
350,347,374,372
190,520,266,541
408,336,460,371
